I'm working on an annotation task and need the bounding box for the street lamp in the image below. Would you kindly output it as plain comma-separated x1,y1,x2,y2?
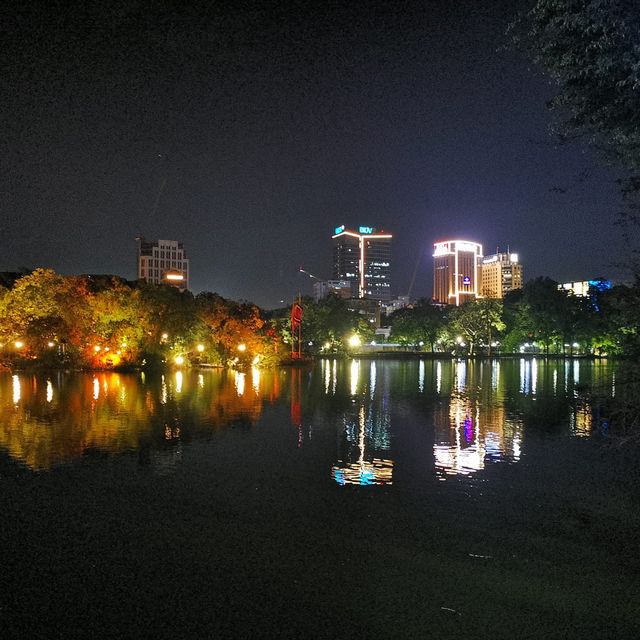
348,335,361,348
237,343,246,352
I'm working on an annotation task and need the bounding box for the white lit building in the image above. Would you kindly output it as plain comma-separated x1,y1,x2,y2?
432,240,483,305
136,237,189,290
481,252,523,298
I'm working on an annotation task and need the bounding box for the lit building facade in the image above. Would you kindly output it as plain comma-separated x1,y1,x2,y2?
433,239,483,305
481,252,523,298
332,225,392,301
559,278,612,297
136,237,189,290
313,279,352,301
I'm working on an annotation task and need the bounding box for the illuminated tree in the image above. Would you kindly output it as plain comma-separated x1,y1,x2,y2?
389,300,445,351
448,299,505,356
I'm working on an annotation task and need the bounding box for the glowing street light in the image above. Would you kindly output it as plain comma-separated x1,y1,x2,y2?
196,344,205,352
237,343,246,352
47,341,55,348
15,341,24,349
348,335,361,348
174,355,184,365
94,345,101,352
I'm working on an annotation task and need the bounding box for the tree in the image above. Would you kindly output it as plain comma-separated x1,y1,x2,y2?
448,299,506,356
295,295,371,355
513,1,640,173
389,300,444,351
0,269,92,364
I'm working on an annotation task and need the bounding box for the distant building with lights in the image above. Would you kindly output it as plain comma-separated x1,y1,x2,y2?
382,295,411,316
313,279,352,301
432,239,483,305
558,278,612,298
559,278,612,297
136,237,189,290
332,225,392,302
481,251,523,298
559,278,613,312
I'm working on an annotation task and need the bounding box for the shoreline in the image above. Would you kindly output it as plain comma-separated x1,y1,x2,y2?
0,352,624,373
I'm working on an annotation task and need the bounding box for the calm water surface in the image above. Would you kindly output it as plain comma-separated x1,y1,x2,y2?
0,358,615,476
1,359,637,640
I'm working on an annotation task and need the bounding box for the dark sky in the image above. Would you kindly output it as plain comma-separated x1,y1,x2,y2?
1,0,626,308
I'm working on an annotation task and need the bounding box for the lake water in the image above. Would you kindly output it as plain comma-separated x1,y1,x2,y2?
0,359,638,639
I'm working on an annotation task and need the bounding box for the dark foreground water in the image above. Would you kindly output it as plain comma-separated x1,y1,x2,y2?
0,359,638,639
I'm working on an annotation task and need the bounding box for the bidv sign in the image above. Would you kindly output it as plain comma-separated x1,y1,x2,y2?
359,226,374,234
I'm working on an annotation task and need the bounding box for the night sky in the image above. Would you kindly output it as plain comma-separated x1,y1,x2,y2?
2,0,625,308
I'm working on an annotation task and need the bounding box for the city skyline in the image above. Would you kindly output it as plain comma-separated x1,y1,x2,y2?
2,0,627,308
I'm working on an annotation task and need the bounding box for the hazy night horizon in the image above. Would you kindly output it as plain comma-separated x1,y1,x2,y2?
2,0,627,308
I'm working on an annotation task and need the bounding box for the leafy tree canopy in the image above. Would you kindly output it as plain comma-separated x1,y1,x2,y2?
513,0,640,174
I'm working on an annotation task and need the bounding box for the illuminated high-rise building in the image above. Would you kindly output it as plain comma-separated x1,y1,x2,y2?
481,251,523,299
136,237,189,290
332,225,392,301
432,239,483,305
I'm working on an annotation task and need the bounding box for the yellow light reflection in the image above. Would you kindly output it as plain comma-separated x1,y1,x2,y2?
46,380,53,403
235,371,245,396
455,360,466,393
198,374,204,389
12,375,21,404
93,378,99,401
175,370,183,394
161,375,167,404
251,366,260,394
324,359,331,395
350,359,360,395
332,359,337,394
370,361,377,398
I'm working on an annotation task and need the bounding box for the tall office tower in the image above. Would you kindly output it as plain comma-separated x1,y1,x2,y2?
136,237,190,290
481,251,523,298
332,225,392,301
432,239,483,305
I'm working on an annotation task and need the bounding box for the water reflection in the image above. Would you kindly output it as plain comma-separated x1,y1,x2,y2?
0,359,618,479
0,370,273,471
331,370,393,486
433,383,523,477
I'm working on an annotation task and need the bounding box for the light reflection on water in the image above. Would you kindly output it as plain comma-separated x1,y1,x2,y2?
0,359,619,479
